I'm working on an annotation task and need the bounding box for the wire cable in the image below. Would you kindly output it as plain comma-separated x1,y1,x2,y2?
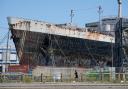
0,32,8,46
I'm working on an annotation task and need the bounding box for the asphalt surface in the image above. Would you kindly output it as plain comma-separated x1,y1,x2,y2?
0,83,128,89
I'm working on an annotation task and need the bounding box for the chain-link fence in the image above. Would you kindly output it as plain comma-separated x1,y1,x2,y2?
0,67,128,83
0,72,128,83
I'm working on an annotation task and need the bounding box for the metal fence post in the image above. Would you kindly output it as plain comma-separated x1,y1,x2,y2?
41,73,43,82
61,73,62,82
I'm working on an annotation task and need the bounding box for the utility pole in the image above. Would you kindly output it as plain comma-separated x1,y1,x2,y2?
98,6,103,32
70,9,74,24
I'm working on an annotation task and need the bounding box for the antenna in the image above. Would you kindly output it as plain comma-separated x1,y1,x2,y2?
117,0,122,18
98,5,103,32
70,9,74,24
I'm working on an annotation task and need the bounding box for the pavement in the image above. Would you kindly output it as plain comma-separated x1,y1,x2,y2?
0,82,128,89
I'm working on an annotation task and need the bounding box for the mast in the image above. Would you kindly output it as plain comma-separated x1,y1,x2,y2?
98,5,103,32
70,9,74,24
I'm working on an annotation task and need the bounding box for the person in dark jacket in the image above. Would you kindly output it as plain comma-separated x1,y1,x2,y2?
74,70,78,81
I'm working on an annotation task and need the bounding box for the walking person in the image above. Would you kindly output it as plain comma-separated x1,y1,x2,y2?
74,70,78,82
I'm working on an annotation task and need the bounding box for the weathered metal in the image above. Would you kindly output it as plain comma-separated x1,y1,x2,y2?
7,17,114,43
8,65,29,73
7,17,115,67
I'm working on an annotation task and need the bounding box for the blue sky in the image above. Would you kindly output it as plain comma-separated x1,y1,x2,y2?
0,0,128,44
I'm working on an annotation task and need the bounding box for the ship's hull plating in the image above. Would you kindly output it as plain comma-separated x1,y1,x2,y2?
11,29,113,67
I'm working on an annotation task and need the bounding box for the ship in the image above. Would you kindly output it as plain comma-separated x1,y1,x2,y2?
7,17,128,68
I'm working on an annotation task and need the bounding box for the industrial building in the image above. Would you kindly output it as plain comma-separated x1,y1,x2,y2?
0,46,19,72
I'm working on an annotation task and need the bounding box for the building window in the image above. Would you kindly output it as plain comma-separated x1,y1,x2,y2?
10,54,17,61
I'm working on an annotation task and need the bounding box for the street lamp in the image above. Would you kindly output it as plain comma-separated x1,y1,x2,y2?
111,38,113,67
110,38,113,81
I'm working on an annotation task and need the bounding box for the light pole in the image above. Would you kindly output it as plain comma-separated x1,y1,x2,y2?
117,0,122,18
110,38,114,81
5,30,10,72
111,38,113,68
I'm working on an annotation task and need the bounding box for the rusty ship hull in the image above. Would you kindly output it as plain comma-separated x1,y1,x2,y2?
7,17,114,68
